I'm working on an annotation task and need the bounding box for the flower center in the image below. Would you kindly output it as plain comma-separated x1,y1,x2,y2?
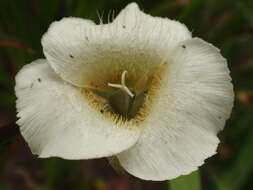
81,63,166,124
106,70,148,119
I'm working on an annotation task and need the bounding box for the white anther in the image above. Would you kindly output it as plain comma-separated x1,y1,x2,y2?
108,70,135,97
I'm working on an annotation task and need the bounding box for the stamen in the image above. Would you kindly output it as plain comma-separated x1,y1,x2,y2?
108,70,135,97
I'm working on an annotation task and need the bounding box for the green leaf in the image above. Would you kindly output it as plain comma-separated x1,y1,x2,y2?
42,158,76,187
177,0,204,21
215,128,253,190
169,171,202,190
0,184,8,190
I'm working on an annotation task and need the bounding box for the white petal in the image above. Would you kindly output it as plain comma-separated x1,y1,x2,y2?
15,59,141,159
41,3,191,87
113,2,191,46
117,38,234,180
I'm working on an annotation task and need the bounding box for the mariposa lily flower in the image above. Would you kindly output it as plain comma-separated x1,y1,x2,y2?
15,3,234,180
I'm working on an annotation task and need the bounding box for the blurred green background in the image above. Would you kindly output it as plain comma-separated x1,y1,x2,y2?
0,0,253,189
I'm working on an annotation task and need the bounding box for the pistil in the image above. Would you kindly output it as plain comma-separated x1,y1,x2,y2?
108,71,135,97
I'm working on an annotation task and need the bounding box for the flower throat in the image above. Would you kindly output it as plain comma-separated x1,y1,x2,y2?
82,63,166,123
106,70,148,119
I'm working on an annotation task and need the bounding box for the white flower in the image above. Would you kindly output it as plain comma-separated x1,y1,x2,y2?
15,3,234,181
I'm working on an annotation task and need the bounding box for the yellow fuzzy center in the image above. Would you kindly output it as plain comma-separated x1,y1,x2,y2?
81,63,167,125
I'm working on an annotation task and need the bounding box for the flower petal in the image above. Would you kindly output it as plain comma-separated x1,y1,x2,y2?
15,59,141,159
41,3,191,87
113,2,191,46
41,17,95,87
117,38,234,180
